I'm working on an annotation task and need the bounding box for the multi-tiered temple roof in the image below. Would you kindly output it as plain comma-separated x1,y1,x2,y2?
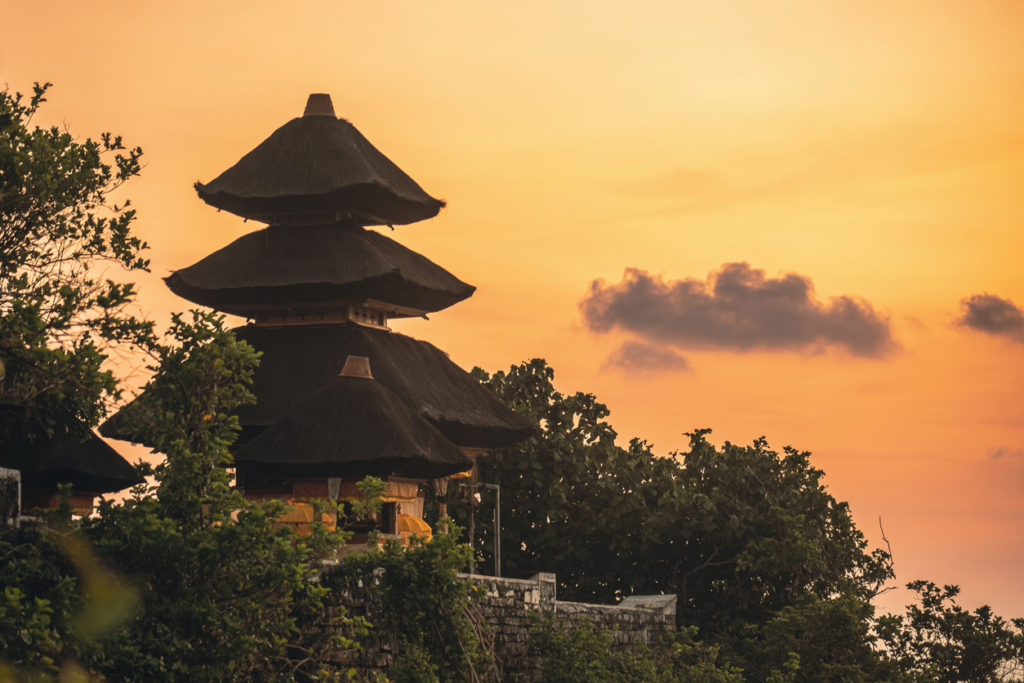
105,94,531,498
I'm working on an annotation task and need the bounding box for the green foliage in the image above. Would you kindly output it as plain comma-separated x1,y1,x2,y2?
0,80,150,678
527,617,742,682
1,314,358,681
461,359,674,599
80,312,354,681
0,526,82,678
876,581,1024,682
327,524,497,682
0,81,363,681
0,82,152,438
461,359,895,678
112,310,260,530
744,590,882,682
668,431,893,651
0,514,142,681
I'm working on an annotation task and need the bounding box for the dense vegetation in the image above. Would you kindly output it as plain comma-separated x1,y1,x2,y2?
449,358,1024,681
2,82,1023,681
0,83,357,681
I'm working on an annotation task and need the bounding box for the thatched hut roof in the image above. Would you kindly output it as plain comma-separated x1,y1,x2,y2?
101,324,535,450
163,223,474,317
0,411,142,494
194,94,444,226
233,369,471,480
231,324,536,449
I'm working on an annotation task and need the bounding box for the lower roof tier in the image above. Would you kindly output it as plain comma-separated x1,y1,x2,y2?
231,323,535,449
101,323,535,452
164,223,475,318
233,373,472,480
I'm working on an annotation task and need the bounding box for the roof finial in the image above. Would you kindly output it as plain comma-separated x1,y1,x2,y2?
303,93,335,118
340,355,373,379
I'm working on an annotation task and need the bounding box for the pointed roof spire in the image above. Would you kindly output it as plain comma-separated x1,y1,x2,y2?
303,93,335,117
340,355,373,379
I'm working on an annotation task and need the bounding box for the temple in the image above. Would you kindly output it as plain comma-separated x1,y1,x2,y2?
104,94,532,538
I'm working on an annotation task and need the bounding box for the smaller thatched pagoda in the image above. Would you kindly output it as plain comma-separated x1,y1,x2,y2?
236,356,471,536
1,411,141,517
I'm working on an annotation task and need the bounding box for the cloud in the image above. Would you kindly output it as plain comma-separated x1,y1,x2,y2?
602,341,692,374
580,263,896,357
988,447,1024,461
956,294,1024,343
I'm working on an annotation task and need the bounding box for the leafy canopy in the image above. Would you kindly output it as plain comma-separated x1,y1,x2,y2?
84,311,357,681
0,82,152,437
0,83,360,681
459,359,894,679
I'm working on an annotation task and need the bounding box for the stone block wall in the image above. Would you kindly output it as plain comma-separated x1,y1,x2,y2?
316,567,676,679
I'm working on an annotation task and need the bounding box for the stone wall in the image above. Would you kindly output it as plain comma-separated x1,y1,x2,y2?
317,567,676,680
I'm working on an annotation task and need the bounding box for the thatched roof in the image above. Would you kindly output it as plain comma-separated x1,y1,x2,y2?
163,223,474,317
194,94,444,226
234,372,471,480
231,324,536,449
101,324,535,450
0,411,142,494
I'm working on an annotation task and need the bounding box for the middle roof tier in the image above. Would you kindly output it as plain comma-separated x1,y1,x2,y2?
164,222,475,318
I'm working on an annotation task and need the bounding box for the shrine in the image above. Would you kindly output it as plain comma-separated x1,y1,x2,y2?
104,94,531,537
1,409,141,520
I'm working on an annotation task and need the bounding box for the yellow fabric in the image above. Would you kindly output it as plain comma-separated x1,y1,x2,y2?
380,496,417,503
397,514,432,542
276,500,315,523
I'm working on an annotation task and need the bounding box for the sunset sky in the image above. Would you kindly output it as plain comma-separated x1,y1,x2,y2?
5,1,1023,618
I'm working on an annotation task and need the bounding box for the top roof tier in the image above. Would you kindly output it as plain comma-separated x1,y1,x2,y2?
194,94,445,226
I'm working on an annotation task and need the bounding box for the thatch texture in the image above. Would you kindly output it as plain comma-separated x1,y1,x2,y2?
194,106,444,225
0,411,142,494
163,223,474,316
102,324,534,450
233,374,471,480
231,324,536,449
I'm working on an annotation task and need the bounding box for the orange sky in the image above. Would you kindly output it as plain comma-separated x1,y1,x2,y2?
5,1,1023,619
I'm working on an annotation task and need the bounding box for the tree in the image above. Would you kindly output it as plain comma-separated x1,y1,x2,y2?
81,312,355,681
1,312,361,680
0,82,152,439
327,527,495,682
459,359,895,679
0,83,358,680
527,618,742,682
876,581,1024,682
